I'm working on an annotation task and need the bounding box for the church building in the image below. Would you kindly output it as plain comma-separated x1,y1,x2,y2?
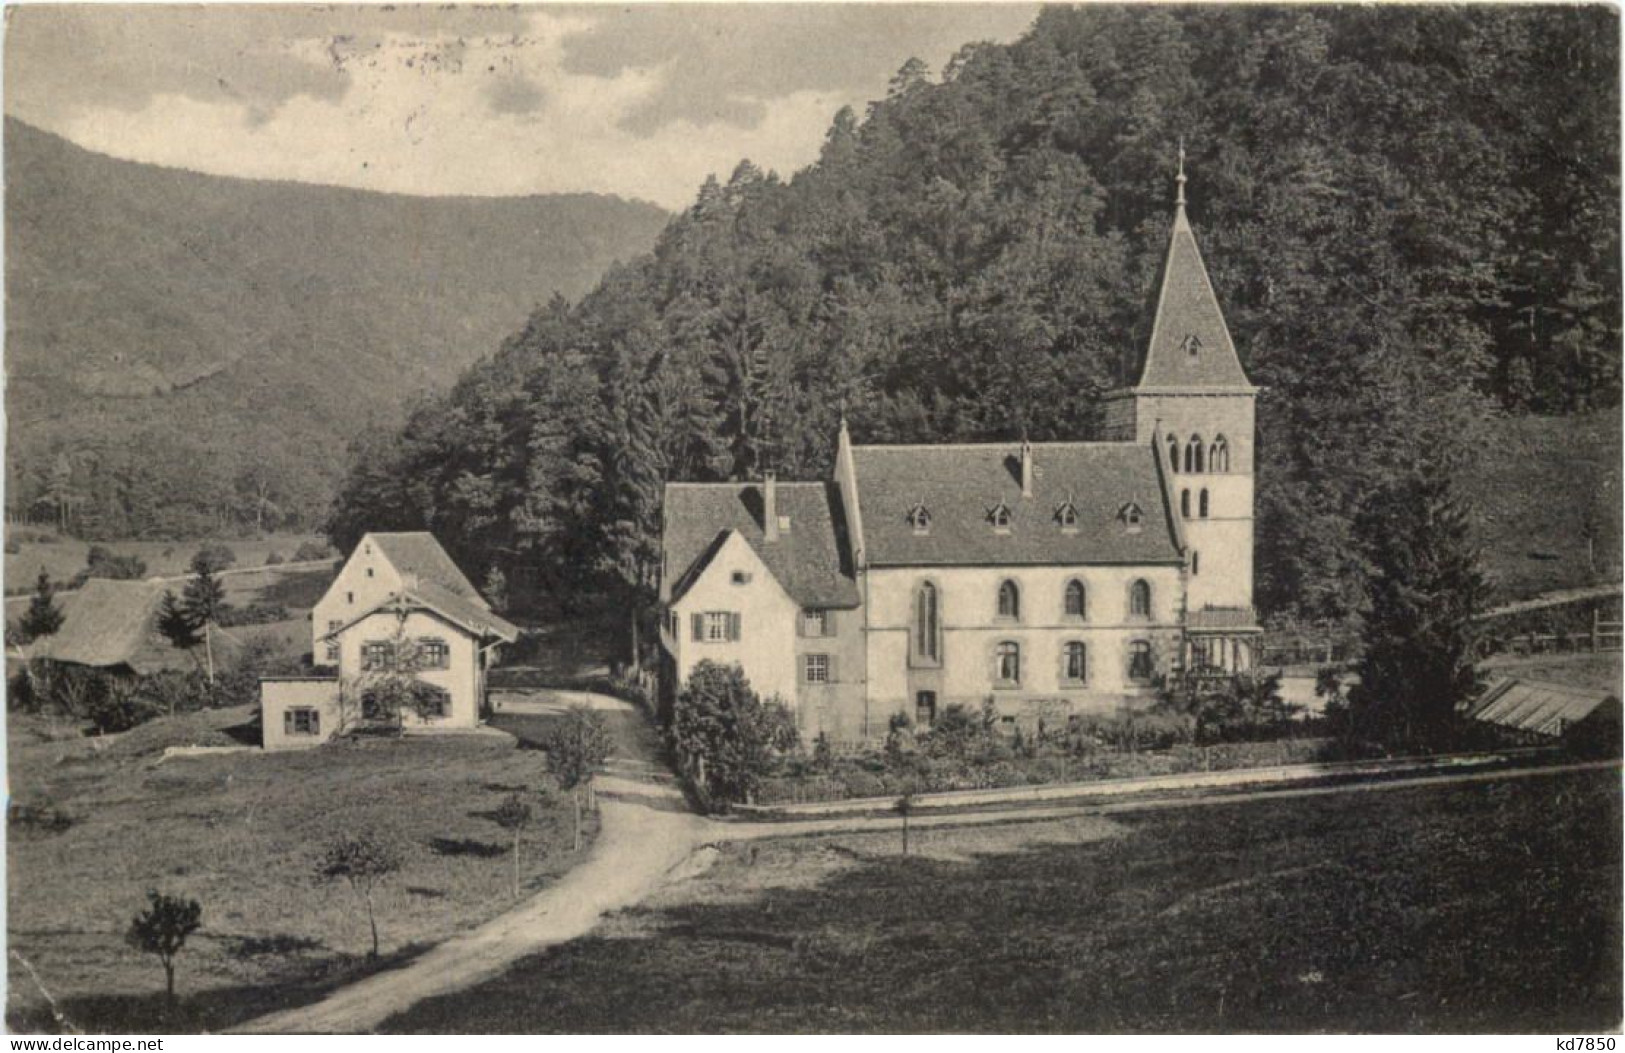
658,166,1260,743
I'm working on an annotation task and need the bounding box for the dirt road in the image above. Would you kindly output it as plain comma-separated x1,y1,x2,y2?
236,689,1618,1033
238,693,707,1034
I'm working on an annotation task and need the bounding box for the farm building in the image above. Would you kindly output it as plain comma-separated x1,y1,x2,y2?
263,533,517,750
33,578,231,676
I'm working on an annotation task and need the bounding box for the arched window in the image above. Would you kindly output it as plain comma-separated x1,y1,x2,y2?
1130,579,1152,618
997,579,1020,621
1167,434,1180,472
1062,641,1088,683
1199,489,1210,518
1064,579,1087,619
1210,435,1230,473
1128,640,1154,681
1181,489,1191,518
995,641,1021,685
1185,435,1205,473
914,581,940,662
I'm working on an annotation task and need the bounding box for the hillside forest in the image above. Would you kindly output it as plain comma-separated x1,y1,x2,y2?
321,9,1617,634
3,119,670,540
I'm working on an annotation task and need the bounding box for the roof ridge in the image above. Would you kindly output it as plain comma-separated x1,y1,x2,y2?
666,480,829,487
853,441,1119,451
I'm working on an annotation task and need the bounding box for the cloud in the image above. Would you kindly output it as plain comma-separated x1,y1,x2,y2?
3,4,1040,209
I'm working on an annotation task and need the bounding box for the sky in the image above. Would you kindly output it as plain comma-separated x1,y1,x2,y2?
3,3,1040,209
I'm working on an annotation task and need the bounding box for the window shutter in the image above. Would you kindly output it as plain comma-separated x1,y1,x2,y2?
310,711,320,736
827,655,839,682
691,613,703,642
796,613,807,638
729,612,742,641
283,710,294,735
824,611,838,637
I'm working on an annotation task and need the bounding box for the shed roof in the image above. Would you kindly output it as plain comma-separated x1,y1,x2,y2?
849,441,1183,567
1187,606,1262,631
368,532,487,607
1466,677,1620,737
35,579,198,675
662,482,860,608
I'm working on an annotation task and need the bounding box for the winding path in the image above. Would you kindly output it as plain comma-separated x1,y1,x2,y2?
237,689,1618,1033
239,692,708,1035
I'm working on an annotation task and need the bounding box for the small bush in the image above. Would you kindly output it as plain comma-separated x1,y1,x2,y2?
265,551,285,566
293,541,332,562
191,542,237,575
8,801,73,835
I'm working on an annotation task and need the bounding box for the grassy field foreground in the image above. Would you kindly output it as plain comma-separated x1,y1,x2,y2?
7,707,597,1034
384,768,1621,1034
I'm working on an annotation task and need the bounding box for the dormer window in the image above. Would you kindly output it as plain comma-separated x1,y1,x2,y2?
906,502,931,535
1055,500,1079,533
777,515,792,534
988,502,1013,534
1181,333,1203,357
1118,502,1144,533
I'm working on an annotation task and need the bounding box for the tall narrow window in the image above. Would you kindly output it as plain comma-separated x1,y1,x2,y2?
1167,435,1180,472
1064,579,1087,619
915,581,940,662
1129,641,1154,681
1130,579,1152,618
1181,489,1191,518
1210,435,1230,473
997,579,1020,620
1185,435,1205,473
1199,489,1210,518
1062,641,1088,683
995,641,1021,685
1192,550,1201,575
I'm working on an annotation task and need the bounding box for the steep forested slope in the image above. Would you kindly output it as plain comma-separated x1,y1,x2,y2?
327,6,1621,627
5,118,669,537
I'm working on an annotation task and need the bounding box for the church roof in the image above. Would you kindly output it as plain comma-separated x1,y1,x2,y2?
849,442,1183,567
1135,195,1252,390
662,482,861,608
368,532,487,608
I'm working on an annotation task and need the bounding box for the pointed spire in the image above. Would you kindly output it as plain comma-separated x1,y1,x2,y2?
1175,137,1187,209
1130,143,1252,390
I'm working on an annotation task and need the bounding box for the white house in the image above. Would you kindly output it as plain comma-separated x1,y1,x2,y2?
659,165,1261,744
263,532,517,750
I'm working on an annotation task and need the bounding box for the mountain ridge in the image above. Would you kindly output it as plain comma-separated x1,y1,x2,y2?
4,117,672,536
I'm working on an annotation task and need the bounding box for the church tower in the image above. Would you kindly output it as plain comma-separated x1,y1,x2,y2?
1103,149,1257,616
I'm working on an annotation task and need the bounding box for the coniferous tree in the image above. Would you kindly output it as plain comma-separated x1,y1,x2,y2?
1348,469,1487,750
19,570,64,643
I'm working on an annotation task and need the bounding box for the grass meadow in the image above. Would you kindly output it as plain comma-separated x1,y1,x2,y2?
7,707,596,1034
382,768,1621,1034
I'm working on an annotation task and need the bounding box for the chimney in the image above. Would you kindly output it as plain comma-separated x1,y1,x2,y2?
1020,440,1034,498
763,472,779,542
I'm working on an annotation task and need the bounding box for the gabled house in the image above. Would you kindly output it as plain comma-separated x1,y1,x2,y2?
310,531,489,668
659,162,1261,743
263,533,516,750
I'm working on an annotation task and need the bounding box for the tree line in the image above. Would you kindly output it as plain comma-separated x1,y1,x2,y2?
327,6,1620,642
